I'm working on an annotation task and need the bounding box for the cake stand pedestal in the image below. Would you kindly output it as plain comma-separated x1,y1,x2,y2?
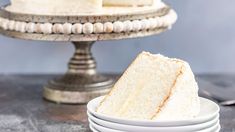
44,41,114,104
0,5,176,104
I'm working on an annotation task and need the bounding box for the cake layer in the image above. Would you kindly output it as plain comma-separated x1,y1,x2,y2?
97,52,200,120
103,0,154,7
8,0,103,14
153,60,200,120
6,0,163,15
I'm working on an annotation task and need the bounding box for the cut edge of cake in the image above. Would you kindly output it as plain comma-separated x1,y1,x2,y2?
150,61,184,120
152,58,200,120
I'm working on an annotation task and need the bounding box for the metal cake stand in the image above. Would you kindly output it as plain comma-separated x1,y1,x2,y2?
0,4,175,104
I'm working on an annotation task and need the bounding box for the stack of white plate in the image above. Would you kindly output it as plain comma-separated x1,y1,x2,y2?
87,96,220,132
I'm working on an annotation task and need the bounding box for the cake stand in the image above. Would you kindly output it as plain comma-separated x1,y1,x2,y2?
0,4,177,104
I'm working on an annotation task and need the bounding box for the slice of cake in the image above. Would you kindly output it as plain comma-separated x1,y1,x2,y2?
97,52,200,120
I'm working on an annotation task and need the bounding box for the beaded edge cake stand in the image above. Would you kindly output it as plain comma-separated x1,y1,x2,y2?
0,4,177,104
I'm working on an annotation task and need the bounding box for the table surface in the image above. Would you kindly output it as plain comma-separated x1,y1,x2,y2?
0,74,234,132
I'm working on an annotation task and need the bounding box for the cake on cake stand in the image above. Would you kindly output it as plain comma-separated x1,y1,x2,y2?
0,4,177,104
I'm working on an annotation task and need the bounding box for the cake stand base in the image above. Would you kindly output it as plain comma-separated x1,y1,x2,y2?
43,42,114,104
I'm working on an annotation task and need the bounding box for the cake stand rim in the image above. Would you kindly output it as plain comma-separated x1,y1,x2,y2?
0,4,176,42
0,4,170,23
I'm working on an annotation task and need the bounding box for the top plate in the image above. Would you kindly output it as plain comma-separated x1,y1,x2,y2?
87,96,220,127
88,112,219,132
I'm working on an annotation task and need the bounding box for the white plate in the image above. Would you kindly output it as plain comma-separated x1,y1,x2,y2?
90,124,99,132
197,122,220,132
89,119,220,132
89,124,221,132
87,96,220,127
88,112,219,132
215,125,221,132
89,118,124,132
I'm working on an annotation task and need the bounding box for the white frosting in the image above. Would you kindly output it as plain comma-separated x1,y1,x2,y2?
94,23,104,33
104,22,114,33
6,0,163,16
103,0,154,6
7,0,102,15
72,24,83,34
83,23,93,34
113,21,124,33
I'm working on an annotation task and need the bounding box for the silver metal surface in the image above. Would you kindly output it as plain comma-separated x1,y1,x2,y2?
0,27,168,42
198,78,235,106
219,100,235,106
43,42,114,104
199,89,235,106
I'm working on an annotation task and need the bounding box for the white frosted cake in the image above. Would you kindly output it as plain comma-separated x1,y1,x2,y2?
103,0,154,6
7,0,103,14
97,52,200,120
6,0,162,15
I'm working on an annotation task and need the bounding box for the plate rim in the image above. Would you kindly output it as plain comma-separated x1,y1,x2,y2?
90,124,100,132
88,111,219,131
196,122,220,132
87,96,220,126
89,118,220,132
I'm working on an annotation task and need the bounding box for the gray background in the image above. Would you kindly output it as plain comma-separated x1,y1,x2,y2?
0,0,234,74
